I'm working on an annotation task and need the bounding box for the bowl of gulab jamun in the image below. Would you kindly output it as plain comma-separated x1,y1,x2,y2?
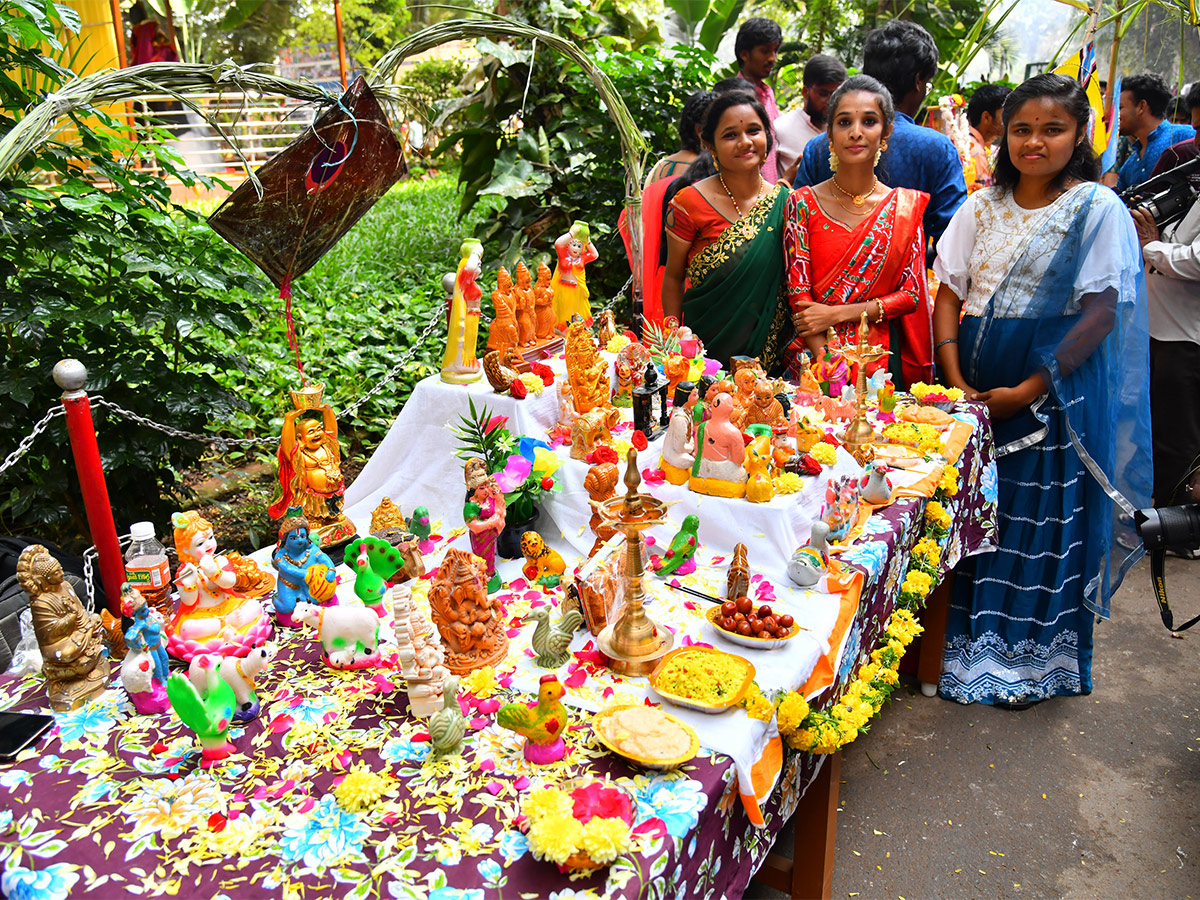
706,598,800,650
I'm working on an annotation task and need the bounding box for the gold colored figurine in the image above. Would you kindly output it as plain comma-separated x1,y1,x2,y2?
270,382,356,547
533,262,557,342
17,544,110,711
514,262,537,348
370,497,407,534
565,318,611,415
838,312,888,463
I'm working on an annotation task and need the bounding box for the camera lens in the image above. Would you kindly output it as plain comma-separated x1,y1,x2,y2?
1136,504,1200,550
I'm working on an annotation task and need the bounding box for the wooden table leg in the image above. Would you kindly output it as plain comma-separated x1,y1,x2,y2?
917,573,952,696
751,752,842,899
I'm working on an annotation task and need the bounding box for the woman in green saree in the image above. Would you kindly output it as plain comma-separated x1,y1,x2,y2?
662,90,791,371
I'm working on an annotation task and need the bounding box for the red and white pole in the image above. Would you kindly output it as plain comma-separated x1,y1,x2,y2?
53,360,124,615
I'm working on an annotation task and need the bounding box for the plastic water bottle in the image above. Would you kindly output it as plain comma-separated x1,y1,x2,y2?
125,521,172,619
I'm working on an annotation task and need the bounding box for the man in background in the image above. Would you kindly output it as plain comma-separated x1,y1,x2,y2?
734,17,783,182
775,54,847,185
966,83,1010,191
793,19,967,247
1116,72,1196,191
1151,82,1200,187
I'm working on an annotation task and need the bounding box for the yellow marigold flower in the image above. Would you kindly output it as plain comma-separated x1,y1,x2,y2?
523,787,573,823
610,437,633,458
461,666,499,699
857,662,881,683
912,538,941,567
903,570,933,597
740,684,774,722
519,372,546,395
579,816,632,864
939,465,959,497
878,667,900,685
333,764,394,812
776,692,810,734
786,728,817,750
810,442,838,466
924,500,951,529
606,334,631,353
528,813,583,865
774,472,804,494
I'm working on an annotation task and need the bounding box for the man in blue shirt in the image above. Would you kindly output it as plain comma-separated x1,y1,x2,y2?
792,19,967,246
1116,72,1196,191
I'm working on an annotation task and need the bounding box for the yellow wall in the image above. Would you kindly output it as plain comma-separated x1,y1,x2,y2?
61,0,121,74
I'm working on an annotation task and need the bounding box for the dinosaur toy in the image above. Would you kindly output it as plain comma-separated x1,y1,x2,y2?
497,673,570,764
406,505,434,553
524,605,584,668
520,532,566,587
428,675,465,758
652,515,700,577
167,670,238,762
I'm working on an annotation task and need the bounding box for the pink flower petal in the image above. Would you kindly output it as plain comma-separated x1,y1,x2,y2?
478,698,501,715
269,714,295,734
683,601,697,611
602,687,615,699
479,758,496,772
486,780,504,796
296,797,316,814
675,559,697,576
563,668,588,688
514,776,530,790
411,731,431,742
470,717,489,730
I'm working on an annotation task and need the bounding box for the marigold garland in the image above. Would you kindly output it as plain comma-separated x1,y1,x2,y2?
605,334,632,353
521,785,633,868
738,682,774,722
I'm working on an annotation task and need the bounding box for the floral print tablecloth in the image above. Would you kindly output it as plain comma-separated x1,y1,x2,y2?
0,406,995,900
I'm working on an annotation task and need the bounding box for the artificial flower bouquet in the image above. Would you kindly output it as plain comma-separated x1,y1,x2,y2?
521,780,637,871
494,436,563,522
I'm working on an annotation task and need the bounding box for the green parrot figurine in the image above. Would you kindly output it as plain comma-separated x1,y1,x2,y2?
653,514,701,577
167,671,238,761
406,505,434,552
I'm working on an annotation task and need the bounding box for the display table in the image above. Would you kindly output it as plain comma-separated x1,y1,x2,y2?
0,383,997,900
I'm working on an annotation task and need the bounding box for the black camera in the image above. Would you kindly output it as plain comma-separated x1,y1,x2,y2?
1120,156,1200,231
1134,503,1200,632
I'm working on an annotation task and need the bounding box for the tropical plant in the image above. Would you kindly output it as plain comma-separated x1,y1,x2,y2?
664,0,746,52
286,0,412,68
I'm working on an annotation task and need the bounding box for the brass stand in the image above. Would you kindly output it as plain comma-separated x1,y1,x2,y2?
836,314,887,464
595,449,674,675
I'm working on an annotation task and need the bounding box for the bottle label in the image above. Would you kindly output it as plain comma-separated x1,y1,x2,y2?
126,560,170,590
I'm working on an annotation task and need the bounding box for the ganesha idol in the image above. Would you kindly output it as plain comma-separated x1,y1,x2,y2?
166,511,272,661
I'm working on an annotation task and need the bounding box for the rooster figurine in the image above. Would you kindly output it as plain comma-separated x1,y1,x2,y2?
524,605,583,668
497,673,570,764
428,675,465,759
166,671,238,761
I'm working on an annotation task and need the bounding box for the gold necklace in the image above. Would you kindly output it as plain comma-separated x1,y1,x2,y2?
831,174,878,208
718,170,765,220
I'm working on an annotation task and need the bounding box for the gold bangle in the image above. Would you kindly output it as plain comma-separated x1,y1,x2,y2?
873,301,886,324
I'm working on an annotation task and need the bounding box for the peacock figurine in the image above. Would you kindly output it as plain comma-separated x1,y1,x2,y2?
406,505,434,553
343,536,403,616
524,605,584,669
166,671,238,761
428,675,465,759
497,673,570,764
652,514,701,577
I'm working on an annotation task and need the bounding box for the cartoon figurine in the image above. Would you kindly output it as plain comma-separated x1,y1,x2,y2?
533,262,557,341
271,515,337,627
497,673,570,764
464,458,506,592
121,583,169,715
660,381,698,485
441,238,485,384
342,535,413,617
429,675,465,758
293,601,381,669
514,261,537,347
168,511,272,662
486,267,520,353
167,670,238,761
787,521,830,588
744,425,775,504
551,221,599,324
187,645,275,723
652,514,700,577
521,532,566,587
690,392,748,498
523,605,584,668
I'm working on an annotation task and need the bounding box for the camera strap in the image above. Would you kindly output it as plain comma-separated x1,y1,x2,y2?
1151,549,1200,632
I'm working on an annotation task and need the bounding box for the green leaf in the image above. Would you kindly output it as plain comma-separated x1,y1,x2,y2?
475,37,532,68
665,0,711,35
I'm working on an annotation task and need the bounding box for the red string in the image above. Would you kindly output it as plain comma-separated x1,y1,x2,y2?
281,272,305,383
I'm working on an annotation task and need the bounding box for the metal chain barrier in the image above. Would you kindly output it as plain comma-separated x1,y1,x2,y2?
82,533,133,611
341,310,446,418
0,405,65,478
89,397,278,450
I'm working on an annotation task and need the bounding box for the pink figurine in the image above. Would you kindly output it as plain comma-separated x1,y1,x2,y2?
551,221,599,325
464,458,507,591
815,341,851,399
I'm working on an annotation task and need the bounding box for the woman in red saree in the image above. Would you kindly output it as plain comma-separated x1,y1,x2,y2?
782,75,934,388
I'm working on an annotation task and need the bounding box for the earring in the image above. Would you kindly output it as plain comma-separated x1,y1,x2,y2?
874,140,888,168
829,146,839,173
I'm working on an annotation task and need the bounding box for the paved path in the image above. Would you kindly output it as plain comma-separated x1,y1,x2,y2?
751,556,1199,899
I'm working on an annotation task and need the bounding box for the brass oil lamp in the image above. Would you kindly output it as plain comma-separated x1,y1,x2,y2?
837,312,887,463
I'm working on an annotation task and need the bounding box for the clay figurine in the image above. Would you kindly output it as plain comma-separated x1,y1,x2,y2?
595,309,617,348
514,261,537,347
487,267,520,353
551,221,599,324
787,521,830,588
100,609,126,662
565,318,611,415
187,645,275,723
429,675,466,758
690,392,748,498
393,583,450,717
660,381,698,485
614,355,636,408
407,505,434,553
584,462,620,556
168,511,272,662
271,515,338,627
866,369,889,402
652,514,700,577
524,604,584,668
815,334,851,399
746,383,786,430
727,543,750,600
497,673,570,764
167,669,237,761
483,348,524,395
859,460,894,505
533,262,557,341
370,496,406,534
521,532,566,587
821,475,861,542
120,584,169,715
293,601,381,669
744,425,775,504
269,383,356,547
428,548,508,674
570,406,620,461
343,535,417,617
877,377,897,415
464,457,507,591
442,238,485,384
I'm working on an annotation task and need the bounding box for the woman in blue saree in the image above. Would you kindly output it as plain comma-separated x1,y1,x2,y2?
932,74,1151,706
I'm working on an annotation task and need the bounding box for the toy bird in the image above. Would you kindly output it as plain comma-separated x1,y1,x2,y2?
428,675,465,758
520,532,566,587
859,460,894,505
653,514,700,577
788,521,831,588
406,505,434,553
343,535,404,616
167,671,238,762
524,605,584,668
497,673,569,764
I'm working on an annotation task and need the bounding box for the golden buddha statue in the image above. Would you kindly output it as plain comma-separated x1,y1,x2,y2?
269,383,357,547
564,318,611,415
370,496,407,533
17,544,110,711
